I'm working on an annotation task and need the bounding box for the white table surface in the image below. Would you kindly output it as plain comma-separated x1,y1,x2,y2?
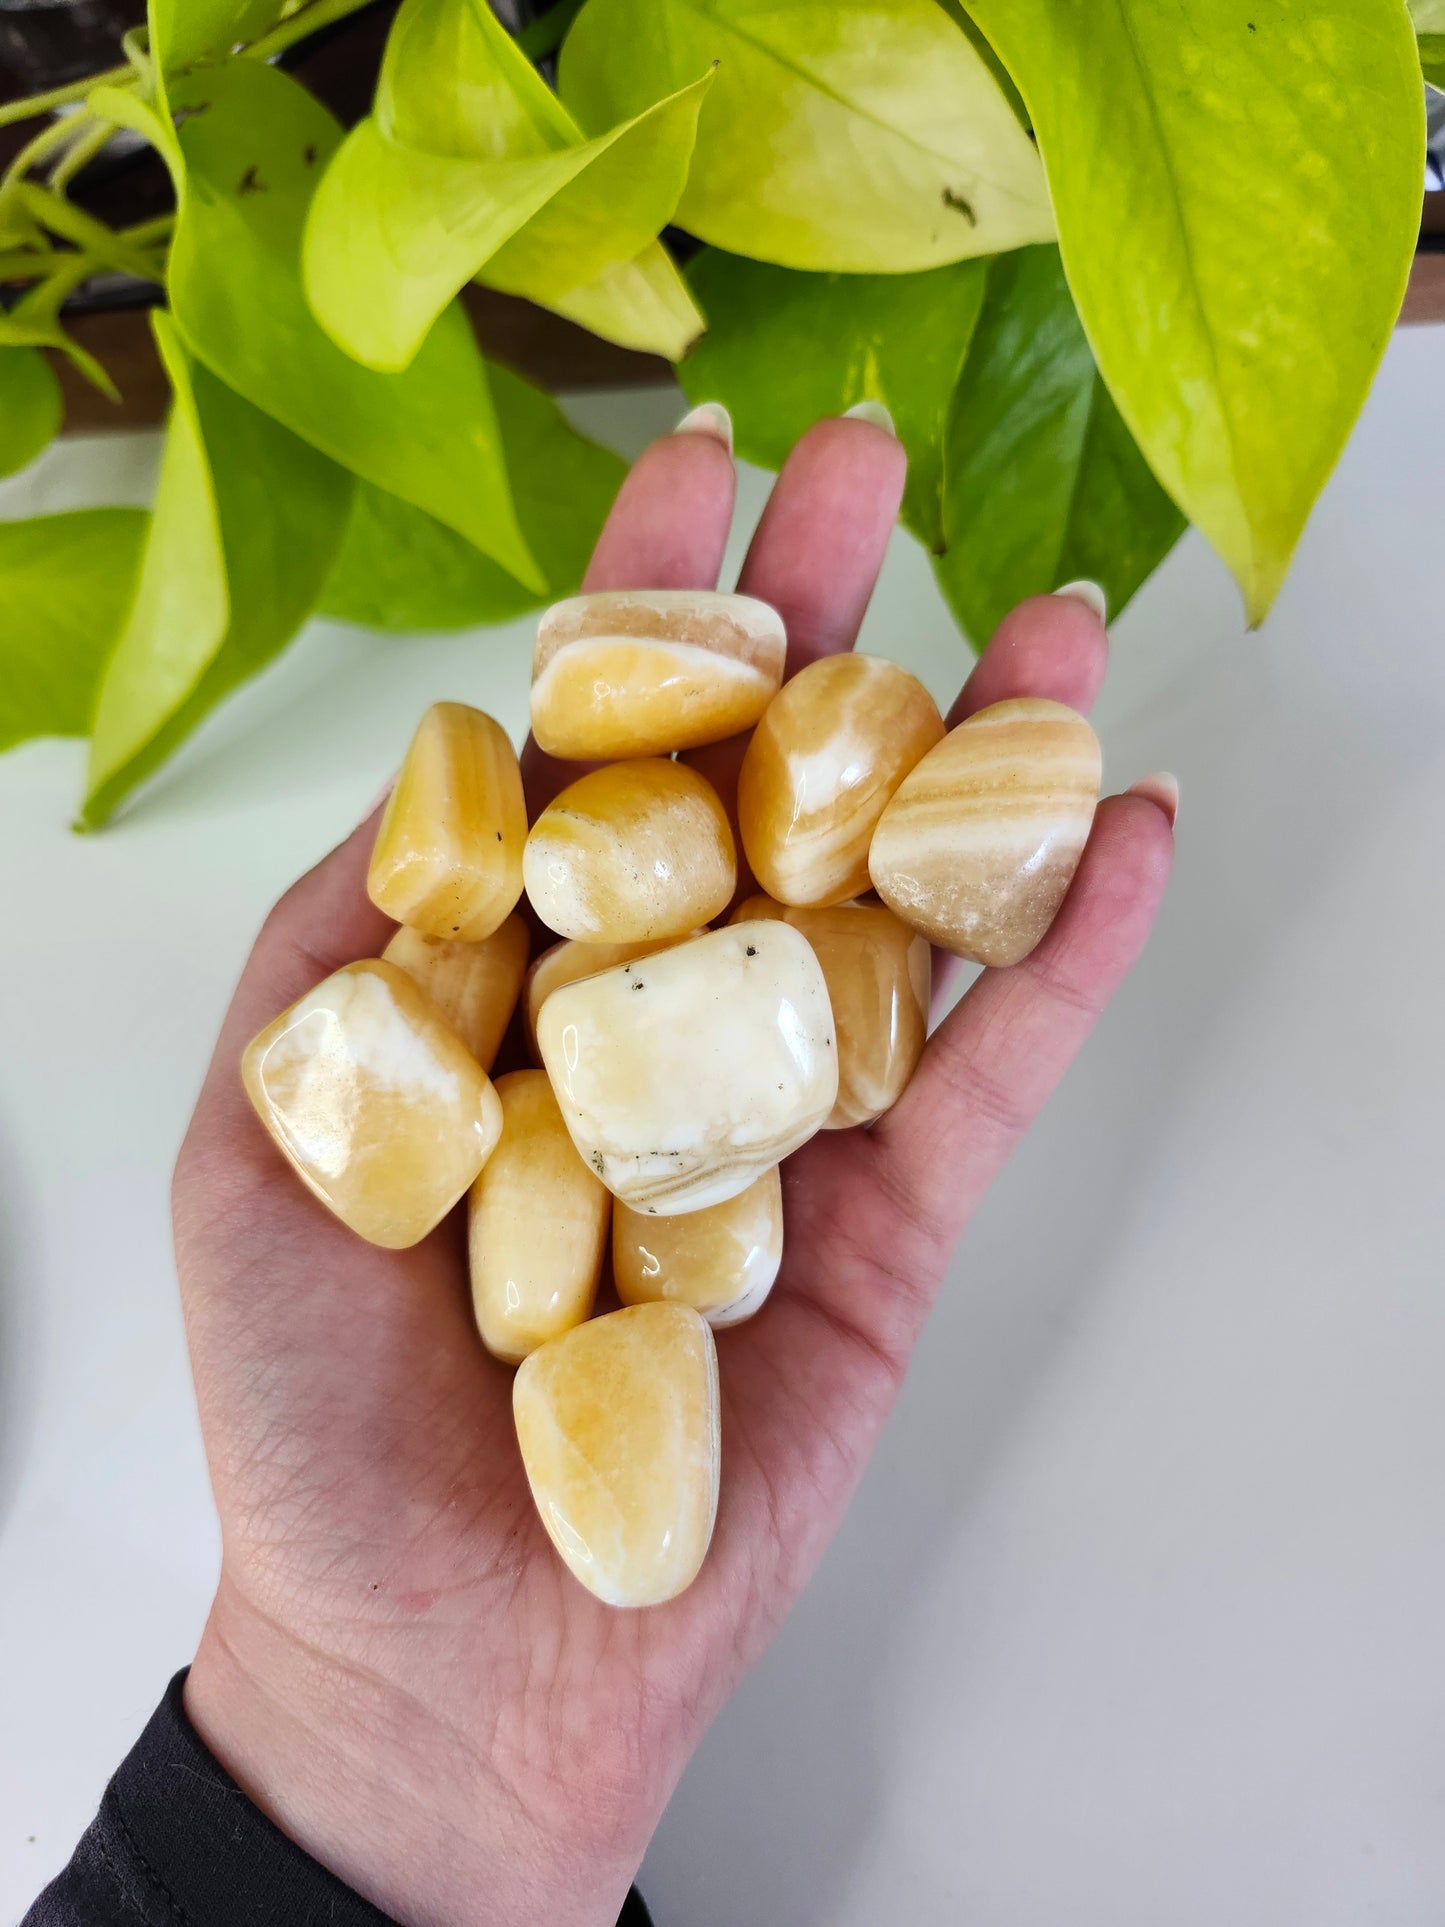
3,336,1444,1925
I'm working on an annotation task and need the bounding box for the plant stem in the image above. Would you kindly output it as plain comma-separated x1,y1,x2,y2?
0,65,132,132
243,0,380,62
48,116,115,193
122,214,175,248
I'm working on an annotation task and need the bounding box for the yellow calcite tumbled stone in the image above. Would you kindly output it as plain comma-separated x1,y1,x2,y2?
513,1303,720,1608
869,697,1102,966
468,1071,610,1364
732,896,930,1128
523,758,735,943
381,913,528,1071
537,920,837,1215
241,959,503,1249
531,589,786,759
521,930,702,1061
737,653,945,907
368,702,526,941
614,1167,783,1327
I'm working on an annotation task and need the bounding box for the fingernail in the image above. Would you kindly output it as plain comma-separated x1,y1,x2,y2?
673,401,733,454
842,398,896,436
1054,579,1108,624
365,772,396,817
1127,771,1179,828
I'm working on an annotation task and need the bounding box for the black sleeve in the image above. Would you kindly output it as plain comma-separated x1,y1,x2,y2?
26,1670,654,1927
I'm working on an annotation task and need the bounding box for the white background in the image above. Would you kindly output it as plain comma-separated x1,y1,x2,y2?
2,332,1444,1924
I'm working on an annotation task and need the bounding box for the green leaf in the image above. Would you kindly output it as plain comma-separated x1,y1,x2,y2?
965,0,1426,623
161,58,541,591
0,346,62,477
149,0,282,69
558,0,1053,271
82,312,352,826
935,245,1186,645
530,241,704,359
1418,32,1445,83
302,0,709,369
681,248,988,552
0,509,147,751
319,361,624,629
1410,0,1445,31
0,272,119,399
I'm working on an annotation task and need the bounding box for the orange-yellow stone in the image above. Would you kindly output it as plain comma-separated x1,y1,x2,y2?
241,958,503,1249
614,1167,783,1327
530,589,786,759
513,1303,720,1608
523,758,735,942
468,1071,610,1364
737,653,944,907
381,913,528,1071
521,931,702,1061
869,697,1102,965
733,896,930,1127
368,702,526,941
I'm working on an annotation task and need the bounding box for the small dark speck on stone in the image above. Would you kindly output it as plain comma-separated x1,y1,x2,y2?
452,924,460,933
745,945,757,957
632,980,645,991
496,830,502,840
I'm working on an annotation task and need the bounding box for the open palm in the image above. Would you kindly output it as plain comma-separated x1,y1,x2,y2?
174,414,1173,1927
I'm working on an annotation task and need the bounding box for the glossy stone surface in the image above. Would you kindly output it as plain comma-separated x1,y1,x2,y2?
367,702,526,941
869,697,1101,966
522,931,702,1061
531,589,786,759
381,913,528,1071
523,758,735,943
241,959,503,1249
536,920,837,1215
614,1166,783,1327
738,653,945,907
468,1071,609,1364
733,896,930,1128
513,1302,720,1608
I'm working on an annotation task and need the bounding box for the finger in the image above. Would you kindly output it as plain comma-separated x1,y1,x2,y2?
737,413,908,676
522,420,738,819
800,790,1175,1367
948,588,1110,726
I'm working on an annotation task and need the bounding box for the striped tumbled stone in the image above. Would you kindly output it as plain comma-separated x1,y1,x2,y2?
868,697,1101,967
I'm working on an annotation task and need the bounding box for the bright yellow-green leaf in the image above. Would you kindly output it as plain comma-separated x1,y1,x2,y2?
558,0,1053,271
523,241,704,359
162,59,541,591
319,362,624,629
1410,0,1445,32
0,347,62,478
149,0,281,71
303,0,708,370
83,313,352,826
965,0,1425,622
1418,33,1445,82
0,510,147,751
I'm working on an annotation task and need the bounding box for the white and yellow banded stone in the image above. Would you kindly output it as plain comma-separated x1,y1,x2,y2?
381,913,528,1071
869,697,1101,966
513,1303,720,1608
523,758,735,943
536,920,837,1215
367,703,526,942
732,896,930,1128
241,958,503,1249
614,1166,783,1327
468,1071,610,1364
522,931,703,1061
530,589,786,760
738,653,944,907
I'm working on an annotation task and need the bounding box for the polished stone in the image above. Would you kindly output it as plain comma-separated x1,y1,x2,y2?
513,1302,720,1608
869,697,1101,965
614,1166,783,1327
241,958,503,1248
733,896,930,1127
381,913,528,1071
536,920,837,1215
738,653,944,906
468,1071,610,1364
522,931,703,1061
531,589,786,759
523,758,735,943
367,702,526,941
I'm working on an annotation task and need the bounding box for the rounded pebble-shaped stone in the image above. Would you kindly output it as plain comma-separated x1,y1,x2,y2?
614,1166,783,1327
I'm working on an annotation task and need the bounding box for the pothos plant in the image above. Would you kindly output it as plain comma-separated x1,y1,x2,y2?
0,0,1434,826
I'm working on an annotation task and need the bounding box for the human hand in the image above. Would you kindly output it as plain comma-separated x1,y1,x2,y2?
176,412,1174,1926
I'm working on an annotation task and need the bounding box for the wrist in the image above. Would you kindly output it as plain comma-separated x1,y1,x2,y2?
185,1577,651,1927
